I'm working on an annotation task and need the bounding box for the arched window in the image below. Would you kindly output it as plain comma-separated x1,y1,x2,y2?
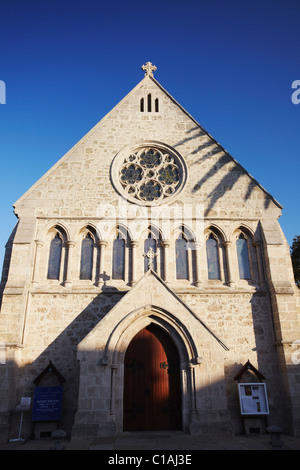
80,232,94,280
144,232,157,273
206,233,220,280
112,231,125,280
47,233,62,280
236,233,251,279
147,93,152,112
175,237,188,280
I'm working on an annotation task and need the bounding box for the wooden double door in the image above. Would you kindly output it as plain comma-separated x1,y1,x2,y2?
123,324,182,431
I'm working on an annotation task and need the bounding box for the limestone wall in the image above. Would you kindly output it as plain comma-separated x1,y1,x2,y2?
13,76,281,221
1,287,280,437
0,73,299,440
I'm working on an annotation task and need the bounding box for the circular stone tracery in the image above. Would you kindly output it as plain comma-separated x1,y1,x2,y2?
113,146,186,205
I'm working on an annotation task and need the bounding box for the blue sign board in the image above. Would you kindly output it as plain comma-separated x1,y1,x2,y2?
32,386,63,421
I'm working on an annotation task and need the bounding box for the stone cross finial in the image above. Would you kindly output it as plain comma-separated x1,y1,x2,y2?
143,247,157,270
141,62,157,77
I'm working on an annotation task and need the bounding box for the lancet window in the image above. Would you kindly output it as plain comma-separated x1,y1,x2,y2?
140,94,159,113
112,230,126,280
236,232,251,280
175,235,188,280
206,233,221,280
47,232,63,280
80,232,94,280
143,230,158,273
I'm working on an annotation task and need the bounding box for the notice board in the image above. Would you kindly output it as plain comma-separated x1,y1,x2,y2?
32,386,63,421
238,383,269,415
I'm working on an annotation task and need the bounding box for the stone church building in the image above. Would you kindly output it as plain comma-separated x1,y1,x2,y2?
0,63,299,442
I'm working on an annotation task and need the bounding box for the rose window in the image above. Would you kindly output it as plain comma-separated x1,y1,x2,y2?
139,181,162,201
112,144,187,206
139,149,162,168
120,164,143,185
158,165,180,185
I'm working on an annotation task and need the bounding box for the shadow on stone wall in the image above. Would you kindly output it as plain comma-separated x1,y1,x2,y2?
174,126,276,215
1,291,125,440
0,286,289,442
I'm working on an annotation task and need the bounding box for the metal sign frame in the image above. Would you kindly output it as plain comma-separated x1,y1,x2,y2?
238,383,269,416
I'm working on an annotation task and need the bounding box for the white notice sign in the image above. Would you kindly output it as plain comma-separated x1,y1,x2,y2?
238,383,269,415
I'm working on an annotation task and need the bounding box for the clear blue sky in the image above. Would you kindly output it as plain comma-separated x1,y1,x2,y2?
0,0,299,270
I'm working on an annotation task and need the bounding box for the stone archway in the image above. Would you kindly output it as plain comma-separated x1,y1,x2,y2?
123,323,182,431
107,309,198,435
72,271,231,440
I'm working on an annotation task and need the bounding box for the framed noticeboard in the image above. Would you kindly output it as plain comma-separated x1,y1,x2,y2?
238,383,269,415
16,397,31,412
32,386,63,422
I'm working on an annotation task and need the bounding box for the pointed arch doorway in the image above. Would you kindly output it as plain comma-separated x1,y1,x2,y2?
123,324,182,431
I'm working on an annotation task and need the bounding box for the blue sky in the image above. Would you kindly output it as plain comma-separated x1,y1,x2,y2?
0,0,299,270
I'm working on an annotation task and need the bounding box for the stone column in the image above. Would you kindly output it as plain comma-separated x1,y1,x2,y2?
64,241,75,288
223,241,235,287
32,239,43,285
130,240,139,286
187,363,197,415
97,240,108,286
162,239,170,283
194,242,202,287
110,365,117,416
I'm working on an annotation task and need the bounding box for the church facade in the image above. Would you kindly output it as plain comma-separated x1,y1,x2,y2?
0,63,300,442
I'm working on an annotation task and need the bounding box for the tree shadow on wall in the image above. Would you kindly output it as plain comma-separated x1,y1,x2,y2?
173,125,276,216
0,272,296,443
12,290,126,438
